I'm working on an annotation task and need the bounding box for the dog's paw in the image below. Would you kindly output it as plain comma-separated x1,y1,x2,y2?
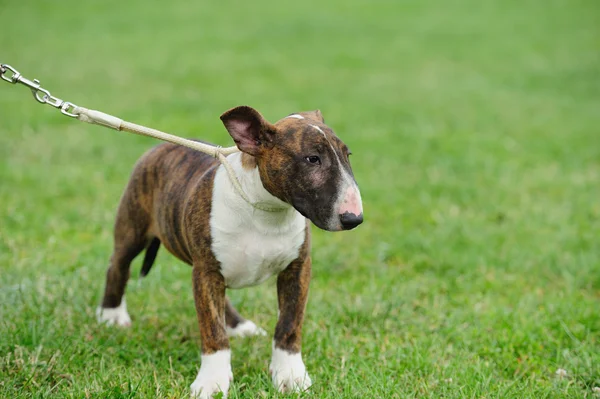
96,298,131,327
190,350,233,399
269,347,312,393
226,320,267,338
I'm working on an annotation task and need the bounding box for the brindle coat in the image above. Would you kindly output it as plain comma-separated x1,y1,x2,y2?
100,105,362,379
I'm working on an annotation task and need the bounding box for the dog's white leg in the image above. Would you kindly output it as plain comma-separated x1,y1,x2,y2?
226,320,267,338
190,349,233,399
269,342,312,393
96,297,132,327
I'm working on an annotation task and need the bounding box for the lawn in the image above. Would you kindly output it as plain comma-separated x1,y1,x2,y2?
1,0,599,398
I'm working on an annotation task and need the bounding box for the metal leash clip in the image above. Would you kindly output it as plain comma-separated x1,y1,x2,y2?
1,63,79,117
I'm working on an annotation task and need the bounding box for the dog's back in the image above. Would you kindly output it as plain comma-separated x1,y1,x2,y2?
116,142,219,271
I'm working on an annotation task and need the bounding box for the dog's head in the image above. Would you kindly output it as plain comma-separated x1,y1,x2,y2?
220,106,363,231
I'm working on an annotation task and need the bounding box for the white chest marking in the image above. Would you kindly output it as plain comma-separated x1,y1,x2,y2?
210,153,306,289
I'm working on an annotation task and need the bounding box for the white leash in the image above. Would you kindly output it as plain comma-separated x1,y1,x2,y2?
1,63,285,212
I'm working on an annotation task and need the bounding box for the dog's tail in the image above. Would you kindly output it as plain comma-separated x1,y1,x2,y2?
140,237,161,278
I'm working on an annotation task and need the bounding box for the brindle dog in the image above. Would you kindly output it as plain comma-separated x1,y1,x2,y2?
97,106,363,398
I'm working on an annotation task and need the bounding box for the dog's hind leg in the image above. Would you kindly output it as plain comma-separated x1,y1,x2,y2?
225,297,267,338
97,194,150,327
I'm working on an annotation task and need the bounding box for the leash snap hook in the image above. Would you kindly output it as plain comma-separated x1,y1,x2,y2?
30,81,52,104
0,64,20,84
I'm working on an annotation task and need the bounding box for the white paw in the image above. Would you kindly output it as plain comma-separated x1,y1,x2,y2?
226,320,267,338
190,350,233,399
96,298,131,327
269,346,312,393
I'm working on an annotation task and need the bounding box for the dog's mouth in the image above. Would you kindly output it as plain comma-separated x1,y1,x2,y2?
290,199,313,224
293,202,363,232
290,195,364,232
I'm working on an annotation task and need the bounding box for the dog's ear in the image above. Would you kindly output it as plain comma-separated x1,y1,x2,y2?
220,106,276,156
301,110,325,123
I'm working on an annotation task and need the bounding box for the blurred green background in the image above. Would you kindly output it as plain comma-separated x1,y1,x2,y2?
1,0,599,398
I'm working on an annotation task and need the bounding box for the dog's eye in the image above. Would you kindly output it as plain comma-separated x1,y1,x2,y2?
305,155,321,165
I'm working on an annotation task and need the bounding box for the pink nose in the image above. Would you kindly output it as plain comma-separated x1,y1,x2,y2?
339,185,363,216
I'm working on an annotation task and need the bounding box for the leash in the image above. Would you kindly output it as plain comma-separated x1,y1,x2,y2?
1,63,285,212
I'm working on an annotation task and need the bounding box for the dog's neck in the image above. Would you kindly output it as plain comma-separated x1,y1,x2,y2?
223,152,298,226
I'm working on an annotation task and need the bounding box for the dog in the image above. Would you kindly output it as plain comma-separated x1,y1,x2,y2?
96,106,363,398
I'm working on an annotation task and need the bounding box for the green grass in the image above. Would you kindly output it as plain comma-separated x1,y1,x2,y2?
1,0,599,397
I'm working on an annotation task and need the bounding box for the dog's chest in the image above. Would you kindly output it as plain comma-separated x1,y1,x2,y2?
211,224,305,288
209,163,306,289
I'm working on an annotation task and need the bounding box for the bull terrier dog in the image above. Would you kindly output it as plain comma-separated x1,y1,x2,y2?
96,106,363,398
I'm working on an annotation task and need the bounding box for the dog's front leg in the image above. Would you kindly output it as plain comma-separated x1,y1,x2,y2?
190,265,232,399
270,256,313,393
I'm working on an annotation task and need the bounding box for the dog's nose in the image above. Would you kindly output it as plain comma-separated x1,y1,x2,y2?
339,212,363,230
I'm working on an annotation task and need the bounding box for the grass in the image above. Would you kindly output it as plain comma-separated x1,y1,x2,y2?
1,0,599,397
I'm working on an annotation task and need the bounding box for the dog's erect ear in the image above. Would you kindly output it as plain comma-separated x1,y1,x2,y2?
301,110,325,123
220,106,276,156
